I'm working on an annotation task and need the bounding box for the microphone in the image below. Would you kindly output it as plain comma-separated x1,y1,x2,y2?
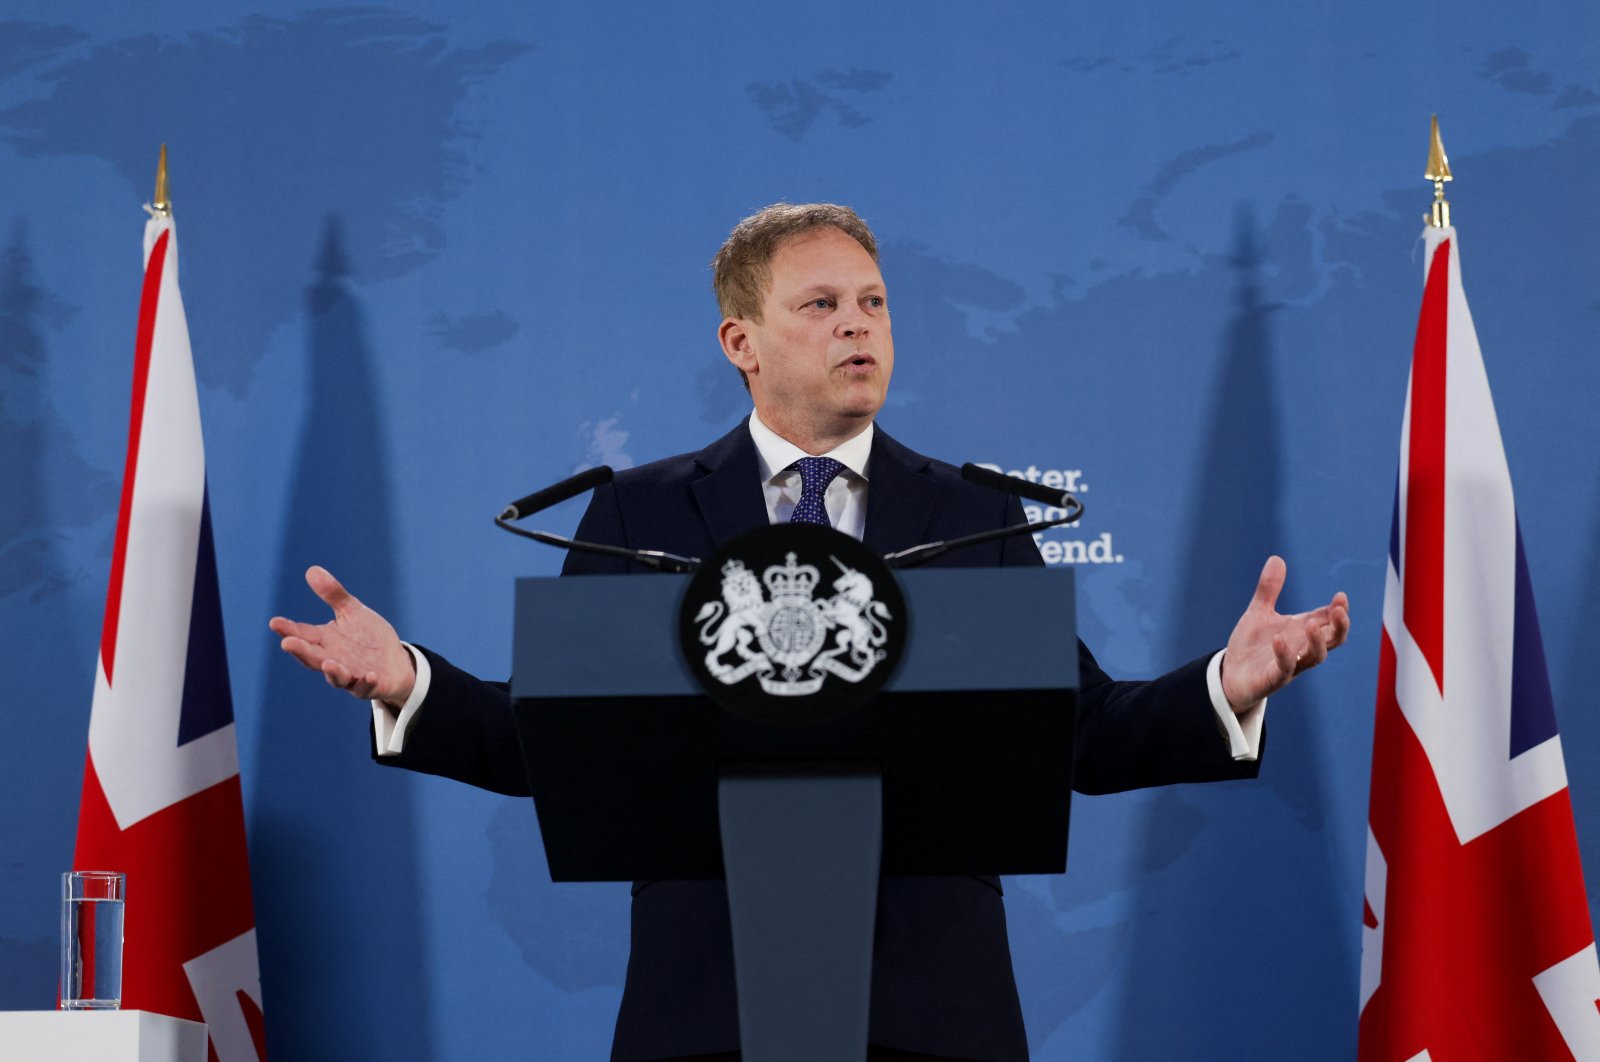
960,463,1076,511
500,466,614,521
494,466,701,573
883,460,1085,569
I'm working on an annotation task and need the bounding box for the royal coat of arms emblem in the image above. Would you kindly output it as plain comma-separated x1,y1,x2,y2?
678,524,907,722
694,552,892,696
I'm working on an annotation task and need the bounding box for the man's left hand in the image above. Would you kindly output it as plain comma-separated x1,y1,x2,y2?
1221,555,1350,712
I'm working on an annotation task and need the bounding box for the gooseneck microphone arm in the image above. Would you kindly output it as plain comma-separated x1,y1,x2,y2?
882,463,1085,570
494,466,702,573
956,463,1082,513
499,465,615,522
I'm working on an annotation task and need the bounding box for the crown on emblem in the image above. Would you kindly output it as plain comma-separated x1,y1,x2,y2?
721,558,748,577
763,552,819,600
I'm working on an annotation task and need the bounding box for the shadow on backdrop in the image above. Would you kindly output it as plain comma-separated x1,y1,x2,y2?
250,217,435,1059
0,220,109,1007
1562,447,1600,920
484,799,630,996
1112,206,1356,1061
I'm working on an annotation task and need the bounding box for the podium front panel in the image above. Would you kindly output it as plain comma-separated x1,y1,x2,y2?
513,568,1076,882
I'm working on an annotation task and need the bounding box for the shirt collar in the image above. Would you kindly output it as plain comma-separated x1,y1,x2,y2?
747,410,874,485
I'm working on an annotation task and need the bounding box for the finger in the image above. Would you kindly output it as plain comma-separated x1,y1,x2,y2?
278,635,329,672
345,671,381,700
1297,603,1333,626
1289,590,1352,641
1296,593,1347,622
1299,597,1351,647
269,616,322,643
1271,632,1297,679
306,565,358,615
1326,598,1351,650
321,659,382,701
1300,615,1329,669
1250,555,1287,613
321,658,355,690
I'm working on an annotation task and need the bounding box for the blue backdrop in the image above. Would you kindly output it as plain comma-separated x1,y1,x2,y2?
2,3,1597,1058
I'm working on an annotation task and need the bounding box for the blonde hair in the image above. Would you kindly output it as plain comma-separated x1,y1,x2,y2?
712,202,880,322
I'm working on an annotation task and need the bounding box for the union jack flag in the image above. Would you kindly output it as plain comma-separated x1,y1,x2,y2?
1359,226,1600,1059
72,208,266,1059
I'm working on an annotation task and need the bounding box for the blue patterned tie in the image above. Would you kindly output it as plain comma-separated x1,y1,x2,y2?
789,456,846,527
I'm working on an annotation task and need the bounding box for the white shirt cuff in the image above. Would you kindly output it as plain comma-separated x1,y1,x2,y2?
372,643,431,757
1207,650,1264,762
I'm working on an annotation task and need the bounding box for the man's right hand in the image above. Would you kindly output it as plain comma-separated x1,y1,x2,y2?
269,566,416,709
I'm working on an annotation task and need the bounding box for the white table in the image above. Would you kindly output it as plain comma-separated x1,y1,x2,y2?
0,1011,206,1061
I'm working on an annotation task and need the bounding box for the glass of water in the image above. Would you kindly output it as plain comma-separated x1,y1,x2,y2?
60,870,125,1010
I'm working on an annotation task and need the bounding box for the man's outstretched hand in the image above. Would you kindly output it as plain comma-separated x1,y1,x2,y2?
268,566,416,709
1220,556,1350,712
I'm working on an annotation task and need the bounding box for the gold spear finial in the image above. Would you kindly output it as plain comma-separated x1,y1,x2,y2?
1425,115,1451,228
146,144,171,218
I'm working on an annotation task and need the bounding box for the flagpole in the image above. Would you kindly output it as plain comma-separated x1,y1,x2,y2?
146,143,171,219
1425,115,1451,228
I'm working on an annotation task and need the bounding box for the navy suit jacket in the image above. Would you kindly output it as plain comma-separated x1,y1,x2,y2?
382,422,1261,1061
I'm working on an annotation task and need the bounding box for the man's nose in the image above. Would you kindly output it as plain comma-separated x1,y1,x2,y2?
836,308,868,338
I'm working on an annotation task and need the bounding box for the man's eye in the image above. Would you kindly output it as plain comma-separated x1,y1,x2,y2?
809,298,833,310
866,296,885,309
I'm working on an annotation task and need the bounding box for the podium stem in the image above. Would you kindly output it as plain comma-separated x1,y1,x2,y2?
719,764,883,1061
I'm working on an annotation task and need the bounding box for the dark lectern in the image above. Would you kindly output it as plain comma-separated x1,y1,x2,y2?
511,565,1077,1060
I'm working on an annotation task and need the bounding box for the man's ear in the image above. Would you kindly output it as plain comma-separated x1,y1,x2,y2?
719,317,758,376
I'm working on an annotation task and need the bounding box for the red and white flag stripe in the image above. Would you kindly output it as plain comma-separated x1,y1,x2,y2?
73,213,266,1059
1358,226,1600,1059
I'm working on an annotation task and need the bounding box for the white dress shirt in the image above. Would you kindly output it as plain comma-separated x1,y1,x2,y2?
747,410,872,536
375,411,1264,760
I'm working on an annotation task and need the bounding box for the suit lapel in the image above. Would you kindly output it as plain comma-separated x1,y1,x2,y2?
689,421,771,550
863,427,941,556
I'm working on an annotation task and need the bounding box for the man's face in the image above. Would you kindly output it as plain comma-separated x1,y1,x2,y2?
722,226,893,447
